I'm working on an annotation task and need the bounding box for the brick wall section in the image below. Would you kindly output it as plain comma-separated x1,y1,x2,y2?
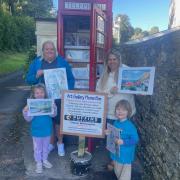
118,29,180,180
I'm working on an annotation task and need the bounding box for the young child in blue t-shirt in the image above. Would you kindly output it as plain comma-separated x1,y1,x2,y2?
22,83,57,173
106,99,139,180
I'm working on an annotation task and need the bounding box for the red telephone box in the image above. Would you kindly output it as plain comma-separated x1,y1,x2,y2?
57,0,113,152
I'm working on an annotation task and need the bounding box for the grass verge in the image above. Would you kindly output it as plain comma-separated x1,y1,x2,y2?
0,51,27,75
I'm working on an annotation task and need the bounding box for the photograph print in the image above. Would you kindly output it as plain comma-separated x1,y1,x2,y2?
118,67,155,95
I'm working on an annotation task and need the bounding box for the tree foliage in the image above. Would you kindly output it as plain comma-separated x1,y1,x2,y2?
19,0,53,18
0,0,55,51
0,11,35,51
149,26,159,35
131,28,150,40
115,14,134,43
114,14,160,44
0,0,53,17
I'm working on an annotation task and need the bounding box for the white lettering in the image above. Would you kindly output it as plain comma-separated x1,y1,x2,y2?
95,3,106,11
64,2,91,10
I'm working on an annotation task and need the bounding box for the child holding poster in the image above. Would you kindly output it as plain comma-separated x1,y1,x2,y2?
105,100,139,180
22,83,57,173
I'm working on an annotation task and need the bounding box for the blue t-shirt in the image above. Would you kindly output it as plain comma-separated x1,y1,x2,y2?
31,115,52,137
110,119,139,164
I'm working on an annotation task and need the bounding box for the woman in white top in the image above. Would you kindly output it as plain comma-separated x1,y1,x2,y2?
96,50,136,170
96,50,136,121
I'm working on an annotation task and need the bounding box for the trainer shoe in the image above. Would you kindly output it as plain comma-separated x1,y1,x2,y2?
43,160,52,168
57,143,65,156
36,162,43,173
48,144,55,152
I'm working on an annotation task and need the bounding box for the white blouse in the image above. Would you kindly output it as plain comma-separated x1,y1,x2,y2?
96,72,136,119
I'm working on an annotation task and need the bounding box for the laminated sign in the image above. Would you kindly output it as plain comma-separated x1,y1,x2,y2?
60,90,107,138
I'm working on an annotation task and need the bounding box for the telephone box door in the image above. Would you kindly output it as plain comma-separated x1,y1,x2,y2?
88,5,107,152
89,4,106,91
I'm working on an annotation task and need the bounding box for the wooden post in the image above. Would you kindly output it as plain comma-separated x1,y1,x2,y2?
78,136,85,157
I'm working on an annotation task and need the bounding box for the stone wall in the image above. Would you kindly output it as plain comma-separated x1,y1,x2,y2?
118,29,180,180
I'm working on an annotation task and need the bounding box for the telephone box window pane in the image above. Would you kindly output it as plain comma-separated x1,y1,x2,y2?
96,48,104,63
97,15,105,33
96,64,104,77
65,33,77,46
97,32,104,45
77,33,90,46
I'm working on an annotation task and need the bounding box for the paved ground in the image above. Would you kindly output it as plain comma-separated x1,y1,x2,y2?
0,71,143,180
0,71,30,179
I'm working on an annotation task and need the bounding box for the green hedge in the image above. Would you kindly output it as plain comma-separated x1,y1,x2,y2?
0,11,35,51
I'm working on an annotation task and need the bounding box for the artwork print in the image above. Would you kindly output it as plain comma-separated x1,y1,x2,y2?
106,123,120,156
44,68,68,99
65,50,90,62
118,67,155,95
27,99,54,116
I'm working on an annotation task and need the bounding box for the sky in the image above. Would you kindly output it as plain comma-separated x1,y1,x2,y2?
53,0,170,31
113,0,170,31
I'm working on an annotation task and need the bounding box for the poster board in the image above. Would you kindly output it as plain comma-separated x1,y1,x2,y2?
118,67,155,95
27,99,54,116
44,68,68,99
60,90,107,138
106,123,120,156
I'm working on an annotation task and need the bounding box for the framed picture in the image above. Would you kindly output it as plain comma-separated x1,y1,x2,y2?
60,90,108,138
118,67,155,95
77,33,90,46
74,79,89,89
44,68,68,99
72,67,89,80
27,99,54,116
106,123,121,156
65,49,90,62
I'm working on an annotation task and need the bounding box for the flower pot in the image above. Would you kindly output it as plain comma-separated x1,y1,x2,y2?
70,150,92,176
